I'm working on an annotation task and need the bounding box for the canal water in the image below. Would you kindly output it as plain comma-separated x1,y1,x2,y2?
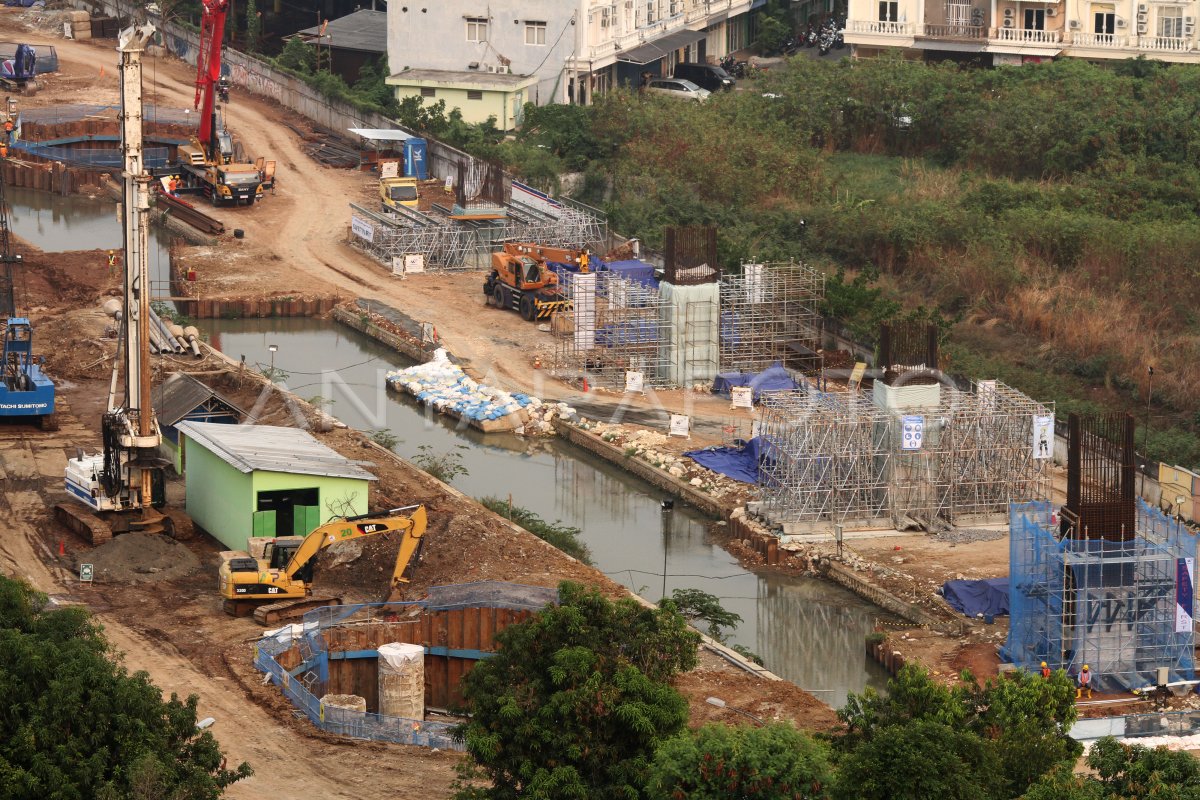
208,316,890,707
7,186,175,297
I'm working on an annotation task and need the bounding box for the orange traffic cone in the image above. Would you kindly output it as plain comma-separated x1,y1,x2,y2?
58,540,65,556
581,378,590,392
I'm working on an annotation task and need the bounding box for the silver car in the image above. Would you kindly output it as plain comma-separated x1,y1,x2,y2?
646,78,711,102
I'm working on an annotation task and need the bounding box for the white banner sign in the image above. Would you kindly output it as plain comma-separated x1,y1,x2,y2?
625,371,644,393
391,256,404,275
350,215,374,243
901,415,925,451
731,387,753,409
1032,415,1053,460
380,160,400,179
404,254,425,274
669,414,690,438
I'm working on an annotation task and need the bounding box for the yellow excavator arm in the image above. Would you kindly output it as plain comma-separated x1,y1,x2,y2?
282,504,427,589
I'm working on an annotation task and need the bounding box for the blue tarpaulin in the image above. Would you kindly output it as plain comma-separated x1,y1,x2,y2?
942,578,1010,618
685,437,764,483
711,362,799,399
606,259,658,288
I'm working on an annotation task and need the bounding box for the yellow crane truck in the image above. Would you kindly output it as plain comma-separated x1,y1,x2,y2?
218,505,427,625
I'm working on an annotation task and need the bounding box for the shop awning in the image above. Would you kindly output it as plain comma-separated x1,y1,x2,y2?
616,29,706,64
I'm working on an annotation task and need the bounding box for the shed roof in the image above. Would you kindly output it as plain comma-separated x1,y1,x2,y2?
386,68,538,90
154,372,245,427
294,9,387,53
176,421,377,481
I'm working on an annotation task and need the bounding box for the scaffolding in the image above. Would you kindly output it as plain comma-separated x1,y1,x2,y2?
348,196,608,274
719,262,825,376
550,270,675,388
1002,500,1195,692
758,390,896,529
756,381,1052,530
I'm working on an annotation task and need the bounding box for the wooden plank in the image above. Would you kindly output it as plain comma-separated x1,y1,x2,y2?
480,606,496,650
463,606,480,651
447,608,464,650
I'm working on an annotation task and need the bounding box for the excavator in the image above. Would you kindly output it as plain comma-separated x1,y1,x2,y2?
218,504,427,625
484,242,595,321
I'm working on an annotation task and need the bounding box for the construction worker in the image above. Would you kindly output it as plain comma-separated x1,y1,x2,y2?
579,248,590,274
168,175,179,195
1040,661,1051,679
106,250,117,271
1077,664,1092,699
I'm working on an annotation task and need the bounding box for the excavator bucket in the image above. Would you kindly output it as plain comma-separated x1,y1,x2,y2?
306,531,416,605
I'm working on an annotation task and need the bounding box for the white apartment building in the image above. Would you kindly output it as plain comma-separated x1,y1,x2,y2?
846,0,1200,64
387,0,765,127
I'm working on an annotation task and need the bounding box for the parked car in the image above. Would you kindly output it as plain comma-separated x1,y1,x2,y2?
645,78,711,102
672,62,736,92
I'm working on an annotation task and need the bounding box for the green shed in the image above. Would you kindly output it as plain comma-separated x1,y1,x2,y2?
176,421,376,552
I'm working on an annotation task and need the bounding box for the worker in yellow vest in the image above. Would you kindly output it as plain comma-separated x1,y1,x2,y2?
1076,664,1092,699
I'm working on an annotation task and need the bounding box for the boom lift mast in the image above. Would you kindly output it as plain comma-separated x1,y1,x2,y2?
195,0,228,164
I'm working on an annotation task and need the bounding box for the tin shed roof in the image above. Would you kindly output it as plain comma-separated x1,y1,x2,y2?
154,372,245,427
294,9,387,53
176,421,377,481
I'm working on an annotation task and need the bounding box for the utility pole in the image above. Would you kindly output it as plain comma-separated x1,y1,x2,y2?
1145,366,1154,454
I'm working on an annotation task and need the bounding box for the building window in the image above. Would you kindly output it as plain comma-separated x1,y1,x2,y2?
467,90,484,100
1024,8,1045,29
466,16,488,42
525,20,547,45
878,0,898,21
420,87,436,97
1094,11,1115,36
1159,6,1183,37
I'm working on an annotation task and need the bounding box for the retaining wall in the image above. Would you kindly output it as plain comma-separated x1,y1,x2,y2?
332,306,435,363
818,558,965,635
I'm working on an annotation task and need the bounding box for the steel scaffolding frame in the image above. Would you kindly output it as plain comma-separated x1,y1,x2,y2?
1003,500,1195,692
550,271,675,388
757,382,1051,530
348,197,607,274
758,391,896,528
719,262,825,375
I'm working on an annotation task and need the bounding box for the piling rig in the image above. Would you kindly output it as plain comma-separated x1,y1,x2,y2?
60,24,173,541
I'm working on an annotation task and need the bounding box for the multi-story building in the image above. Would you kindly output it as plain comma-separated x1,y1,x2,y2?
845,0,1200,65
386,0,765,129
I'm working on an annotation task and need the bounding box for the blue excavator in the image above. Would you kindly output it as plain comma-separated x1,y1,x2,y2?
0,100,55,430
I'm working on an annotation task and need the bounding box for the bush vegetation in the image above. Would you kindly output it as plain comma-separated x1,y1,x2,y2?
480,56,1200,468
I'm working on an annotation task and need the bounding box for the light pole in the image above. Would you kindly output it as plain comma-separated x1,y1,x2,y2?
706,696,764,726
268,343,278,382
1145,365,1154,453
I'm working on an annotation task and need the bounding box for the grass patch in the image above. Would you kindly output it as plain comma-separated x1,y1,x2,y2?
480,496,593,566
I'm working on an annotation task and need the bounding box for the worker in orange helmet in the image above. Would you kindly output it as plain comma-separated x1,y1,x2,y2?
168,175,179,195
1040,661,1051,680
1077,664,1092,699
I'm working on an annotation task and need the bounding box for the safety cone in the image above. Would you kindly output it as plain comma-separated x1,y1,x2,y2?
582,378,590,392
58,540,65,556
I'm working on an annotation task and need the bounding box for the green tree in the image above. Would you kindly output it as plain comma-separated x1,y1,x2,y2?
275,36,316,74
0,576,252,799
835,665,1079,799
645,723,831,800
453,582,700,800
668,587,743,641
244,0,261,54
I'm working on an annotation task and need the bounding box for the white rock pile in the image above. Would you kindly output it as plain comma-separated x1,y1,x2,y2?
385,349,574,434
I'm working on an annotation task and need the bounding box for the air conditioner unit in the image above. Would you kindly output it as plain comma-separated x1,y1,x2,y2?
1003,7,1014,16
1003,17,1014,26
1187,16,1196,23
1116,17,1127,26
1138,3,1147,12
1137,12,1146,22
1069,19,1081,27
1137,22,1148,33
485,64,498,72
1187,24,1196,35
1045,8,1056,17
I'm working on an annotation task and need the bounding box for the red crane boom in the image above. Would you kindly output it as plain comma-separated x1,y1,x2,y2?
195,0,229,149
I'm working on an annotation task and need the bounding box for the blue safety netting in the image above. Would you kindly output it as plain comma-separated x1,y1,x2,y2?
11,141,171,169
685,436,765,483
1001,499,1196,693
942,578,1009,618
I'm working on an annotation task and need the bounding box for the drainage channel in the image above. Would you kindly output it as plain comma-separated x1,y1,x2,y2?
209,316,892,708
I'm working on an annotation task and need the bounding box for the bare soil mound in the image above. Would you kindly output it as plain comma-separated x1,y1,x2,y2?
80,532,202,584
